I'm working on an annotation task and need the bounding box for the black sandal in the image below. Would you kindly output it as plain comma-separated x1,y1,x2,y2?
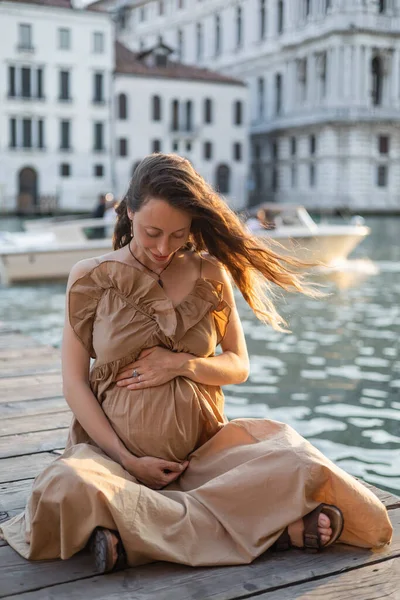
272,503,344,553
90,527,127,573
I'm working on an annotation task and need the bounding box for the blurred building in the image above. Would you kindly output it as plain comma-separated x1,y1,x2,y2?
106,0,400,212
114,41,248,210
0,0,114,213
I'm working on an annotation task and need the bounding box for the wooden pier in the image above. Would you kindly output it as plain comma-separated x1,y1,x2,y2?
0,325,399,599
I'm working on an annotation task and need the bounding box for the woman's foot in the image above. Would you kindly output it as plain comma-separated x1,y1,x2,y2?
288,512,332,548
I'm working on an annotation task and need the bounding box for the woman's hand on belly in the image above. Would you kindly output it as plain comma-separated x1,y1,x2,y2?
122,453,189,490
115,347,194,390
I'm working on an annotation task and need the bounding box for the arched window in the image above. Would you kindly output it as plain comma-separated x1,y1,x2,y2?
196,22,203,60
372,56,383,106
177,29,184,61
185,100,193,131
234,100,243,125
152,95,162,121
118,93,127,120
171,99,179,131
216,164,230,194
258,77,265,120
204,98,212,123
260,0,266,39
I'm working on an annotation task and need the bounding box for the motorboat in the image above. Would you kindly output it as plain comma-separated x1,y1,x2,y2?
0,218,113,284
247,204,370,266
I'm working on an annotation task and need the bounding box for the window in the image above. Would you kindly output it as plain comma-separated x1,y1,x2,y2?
171,99,179,131
298,58,307,102
310,134,316,155
253,142,261,160
291,137,297,155
377,165,388,187
234,142,242,161
277,0,284,34
275,73,282,115
325,0,332,12
94,122,104,151
305,0,311,17
60,120,71,150
291,164,297,188
119,138,128,157
257,77,265,120
309,163,316,187
372,56,383,106
158,0,164,15
139,6,146,21
379,135,389,154
93,73,104,103
178,0,185,8
236,6,242,49
177,29,184,61
379,0,387,13
22,118,32,148
215,14,221,56
185,141,192,152
204,98,212,124
216,164,230,194
272,167,278,191
59,70,70,101
58,28,70,50
38,119,44,148
8,66,16,97
60,163,70,177
204,141,212,160
37,68,44,99
234,100,243,125
19,24,32,50
118,93,127,119
152,95,162,121
196,22,203,61
172,140,179,152
185,100,193,131
152,139,162,153
93,32,104,53
317,52,327,99
272,140,278,159
21,67,31,98
260,0,266,40
9,118,17,148
94,164,104,177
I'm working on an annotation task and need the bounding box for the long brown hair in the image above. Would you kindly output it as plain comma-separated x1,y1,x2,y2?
114,153,320,331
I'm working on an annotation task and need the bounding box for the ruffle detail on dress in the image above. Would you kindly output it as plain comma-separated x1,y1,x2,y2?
68,260,231,357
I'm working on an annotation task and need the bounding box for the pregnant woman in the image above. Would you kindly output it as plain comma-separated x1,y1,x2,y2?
0,154,392,572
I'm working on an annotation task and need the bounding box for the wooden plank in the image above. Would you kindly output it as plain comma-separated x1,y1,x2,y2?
0,346,61,377
0,411,71,436
0,373,63,403
0,397,67,418
1,510,399,600
254,557,400,599
0,429,67,458
0,453,56,484
0,479,33,512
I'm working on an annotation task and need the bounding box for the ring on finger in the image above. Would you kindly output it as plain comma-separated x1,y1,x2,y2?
132,369,139,378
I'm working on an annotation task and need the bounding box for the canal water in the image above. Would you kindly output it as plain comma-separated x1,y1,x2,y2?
1,216,399,495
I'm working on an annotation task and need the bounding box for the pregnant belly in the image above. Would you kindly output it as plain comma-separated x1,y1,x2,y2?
101,377,209,462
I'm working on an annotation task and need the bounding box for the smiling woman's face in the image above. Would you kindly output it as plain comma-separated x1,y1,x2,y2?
128,198,192,266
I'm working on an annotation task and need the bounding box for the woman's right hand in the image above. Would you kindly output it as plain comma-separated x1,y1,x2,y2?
122,454,189,490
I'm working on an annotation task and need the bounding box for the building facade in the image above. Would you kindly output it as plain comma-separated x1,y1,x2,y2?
0,0,114,213
114,42,248,209
115,0,400,211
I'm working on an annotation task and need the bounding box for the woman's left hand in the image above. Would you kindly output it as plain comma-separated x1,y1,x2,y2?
115,347,194,390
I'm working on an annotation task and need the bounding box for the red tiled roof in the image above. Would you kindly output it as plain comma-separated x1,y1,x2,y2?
115,42,246,86
1,0,73,7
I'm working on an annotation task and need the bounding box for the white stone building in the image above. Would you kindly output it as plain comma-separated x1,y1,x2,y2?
108,0,400,212
0,0,114,213
113,41,248,210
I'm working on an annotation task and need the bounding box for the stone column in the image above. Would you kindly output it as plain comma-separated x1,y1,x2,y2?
328,45,338,106
364,45,372,107
353,44,362,106
392,48,400,108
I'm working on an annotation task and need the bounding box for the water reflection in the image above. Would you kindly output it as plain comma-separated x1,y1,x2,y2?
1,217,399,495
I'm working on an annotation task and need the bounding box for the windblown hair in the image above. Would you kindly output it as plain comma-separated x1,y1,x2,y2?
114,153,320,331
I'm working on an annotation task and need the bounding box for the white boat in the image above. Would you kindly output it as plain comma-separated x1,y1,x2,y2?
248,204,370,266
0,218,113,284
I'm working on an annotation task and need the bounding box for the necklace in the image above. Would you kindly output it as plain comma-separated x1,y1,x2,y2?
128,242,174,288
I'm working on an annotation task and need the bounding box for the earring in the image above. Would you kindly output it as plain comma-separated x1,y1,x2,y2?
130,219,134,237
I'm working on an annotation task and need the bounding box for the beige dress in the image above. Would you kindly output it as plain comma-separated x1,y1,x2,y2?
0,259,392,566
